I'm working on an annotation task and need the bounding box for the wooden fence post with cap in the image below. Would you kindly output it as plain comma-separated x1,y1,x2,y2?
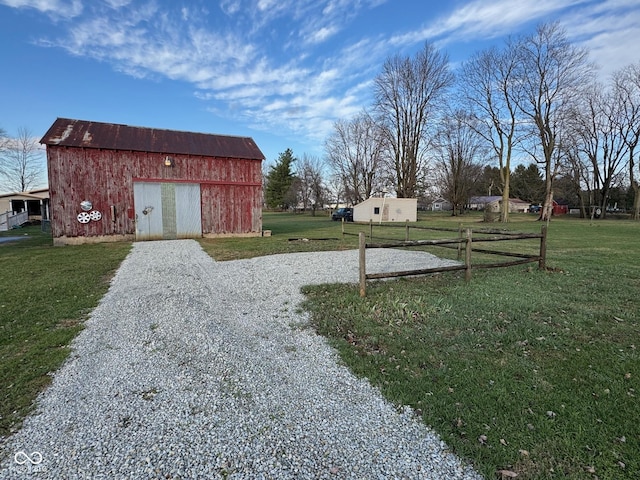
359,232,366,297
539,224,547,270
465,228,472,281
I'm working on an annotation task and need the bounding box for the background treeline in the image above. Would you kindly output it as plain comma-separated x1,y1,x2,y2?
265,22,640,221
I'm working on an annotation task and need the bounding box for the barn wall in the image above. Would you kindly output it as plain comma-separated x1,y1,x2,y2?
47,146,262,241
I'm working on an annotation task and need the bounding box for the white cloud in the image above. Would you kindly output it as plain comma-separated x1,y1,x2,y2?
385,0,639,80
390,0,589,47
103,0,132,8
306,26,338,44
0,0,82,18
559,0,640,76
12,0,636,155
219,0,241,16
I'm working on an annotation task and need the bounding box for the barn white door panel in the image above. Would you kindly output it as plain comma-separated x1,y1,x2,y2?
175,183,202,238
134,182,201,241
134,182,163,240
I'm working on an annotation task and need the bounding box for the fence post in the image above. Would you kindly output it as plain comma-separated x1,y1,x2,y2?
457,223,463,261
405,220,409,242
341,217,345,239
359,232,367,297
369,219,373,242
465,228,472,281
539,224,547,270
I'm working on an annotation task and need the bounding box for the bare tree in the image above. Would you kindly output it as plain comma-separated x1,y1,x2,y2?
614,63,640,220
459,44,522,222
0,127,46,193
433,111,488,215
297,154,327,215
571,83,629,219
374,42,454,198
561,135,593,218
516,23,594,221
325,111,385,204
326,174,346,210
0,127,8,192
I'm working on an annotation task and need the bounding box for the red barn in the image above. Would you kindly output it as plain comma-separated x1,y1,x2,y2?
41,118,264,245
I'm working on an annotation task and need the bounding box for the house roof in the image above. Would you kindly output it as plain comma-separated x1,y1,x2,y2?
470,196,529,204
40,118,265,160
0,189,49,200
470,196,502,203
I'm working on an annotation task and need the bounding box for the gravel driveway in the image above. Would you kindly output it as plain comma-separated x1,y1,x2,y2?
1,240,481,479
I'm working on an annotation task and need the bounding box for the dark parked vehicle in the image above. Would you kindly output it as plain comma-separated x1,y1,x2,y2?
331,207,353,221
529,204,541,214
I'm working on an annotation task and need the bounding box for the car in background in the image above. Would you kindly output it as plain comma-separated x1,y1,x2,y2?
331,207,353,221
529,204,541,214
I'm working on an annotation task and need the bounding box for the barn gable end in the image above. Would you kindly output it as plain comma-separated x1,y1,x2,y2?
41,118,265,245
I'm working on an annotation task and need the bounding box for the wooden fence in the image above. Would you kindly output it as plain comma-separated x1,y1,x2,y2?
341,220,547,297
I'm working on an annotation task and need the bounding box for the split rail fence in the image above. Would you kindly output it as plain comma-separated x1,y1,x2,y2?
340,220,547,297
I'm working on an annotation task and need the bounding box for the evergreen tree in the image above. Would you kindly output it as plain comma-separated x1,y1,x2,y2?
474,166,502,197
265,148,297,210
510,164,545,203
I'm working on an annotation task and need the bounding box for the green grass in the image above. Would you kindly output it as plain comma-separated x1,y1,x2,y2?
198,210,358,259
0,226,131,438
299,214,640,479
2,213,638,480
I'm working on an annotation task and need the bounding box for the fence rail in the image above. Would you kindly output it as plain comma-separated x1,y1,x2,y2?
0,211,28,232
352,221,547,297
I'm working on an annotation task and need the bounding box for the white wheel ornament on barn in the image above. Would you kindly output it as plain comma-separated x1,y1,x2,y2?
77,212,91,224
89,210,102,221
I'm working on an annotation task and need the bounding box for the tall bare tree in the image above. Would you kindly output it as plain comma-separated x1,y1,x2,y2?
297,154,327,215
460,44,521,222
0,127,46,193
325,111,385,204
433,111,488,215
571,83,629,218
516,23,594,221
614,62,640,220
0,126,8,192
374,42,454,198
561,135,593,218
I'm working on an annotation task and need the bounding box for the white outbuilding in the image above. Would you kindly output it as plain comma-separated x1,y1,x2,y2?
353,197,417,223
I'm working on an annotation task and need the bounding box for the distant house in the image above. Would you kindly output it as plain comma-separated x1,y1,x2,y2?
552,199,569,215
0,188,50,231
469,196,530,213
41,118,265,245
430,197,452,211
0,188,49,219
353,197,417,223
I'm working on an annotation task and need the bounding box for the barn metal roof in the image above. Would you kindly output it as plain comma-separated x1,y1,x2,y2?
40,118,265,160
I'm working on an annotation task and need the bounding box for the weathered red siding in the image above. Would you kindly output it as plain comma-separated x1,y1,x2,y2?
46,145,263,242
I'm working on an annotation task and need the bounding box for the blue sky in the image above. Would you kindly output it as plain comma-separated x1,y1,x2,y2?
1,0,639,173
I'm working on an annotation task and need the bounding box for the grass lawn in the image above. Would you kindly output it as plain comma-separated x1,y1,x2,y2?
198,210,355,260
1,212,638,480
299,213,640,479
0,226,131,439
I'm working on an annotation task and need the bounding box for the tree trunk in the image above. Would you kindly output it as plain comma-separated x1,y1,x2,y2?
540,178,554,222
632,183,640,220
578,191,587,219
500,161,510,222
